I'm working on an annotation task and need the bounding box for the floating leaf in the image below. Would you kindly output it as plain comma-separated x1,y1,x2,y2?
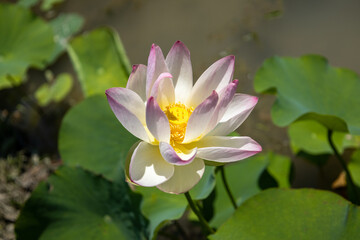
68,27,131,97
0,3,55,89
210,188,360,240
35,73,73,106
48,13,84,63
210,152,291,227
254,55,360,135
15,166,148,240
58,95,138,181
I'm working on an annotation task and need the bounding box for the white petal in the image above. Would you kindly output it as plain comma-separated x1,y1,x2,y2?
165,41,193,103
159,142,197,165
146,44,169,99
126,64,147,101
150,72,175,109
183,91,219,143
106,88,149,142
203,80,238,136
187,56,234,107
146,97,170,143
129,142,174,187
157,158,205,194
196,136,262,163
208,94,258,136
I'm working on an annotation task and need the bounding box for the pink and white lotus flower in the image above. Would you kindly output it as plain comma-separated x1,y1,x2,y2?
106,41,261,194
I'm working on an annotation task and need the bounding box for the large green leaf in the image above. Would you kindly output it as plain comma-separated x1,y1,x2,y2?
288,120,360,155
35,73,73,106
137,166,216,240
68,27,131,97
210,188,360,240
349,150,360,187
15,166,147,240
0,3,55,89
210,152,291,227
254,55,360,135
58,95,138,181
48,13,84,63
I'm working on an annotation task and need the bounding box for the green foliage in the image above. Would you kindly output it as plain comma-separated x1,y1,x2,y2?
68,28,131,97
210,152,291,227
48,13,84,63
254,55,360,135
288,120,359,155
210,188,360,240
0,3,55,89
15,166,148,240
58,95,138,182
41,0,64,11
349,150,360,187
17,0,39,8
35,73,73,106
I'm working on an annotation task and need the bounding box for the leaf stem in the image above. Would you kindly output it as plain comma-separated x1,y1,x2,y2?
219,166,238,210
184,192,215,234
327,129,360,204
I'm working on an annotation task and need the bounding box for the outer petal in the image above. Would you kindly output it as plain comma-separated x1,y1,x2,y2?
183,91,219,143
159,142,197,165
165,41,193,103
195,136,262,163
150,72,175,109
157,158,205,194
126,64,147,101
208,94,258,136
106,88,149,142
187,56,234,107
146,97,170,143
129,142,174,187
146,44,169,99
203,80,238,136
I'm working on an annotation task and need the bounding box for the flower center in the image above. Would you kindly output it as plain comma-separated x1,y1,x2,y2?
164,103,194,145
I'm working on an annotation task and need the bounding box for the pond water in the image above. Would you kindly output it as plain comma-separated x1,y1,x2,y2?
57,0,360,188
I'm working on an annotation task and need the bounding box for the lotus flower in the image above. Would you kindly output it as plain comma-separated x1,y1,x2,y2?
106,41,261,194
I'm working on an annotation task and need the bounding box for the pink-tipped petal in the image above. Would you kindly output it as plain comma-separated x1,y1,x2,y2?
130,142,174,187
208,94,258,136
203,80,239,136
159,142,197,165
106,88,149,142
146,97,170,143
157,158,205,194
183,91,219,143
146,44,169,99
188,56,234,107
126,64,147,101
196,136,262,163
150,72,175,108
165,41,193,103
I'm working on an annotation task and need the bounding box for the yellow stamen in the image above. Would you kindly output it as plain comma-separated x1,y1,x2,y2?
164,103,194,146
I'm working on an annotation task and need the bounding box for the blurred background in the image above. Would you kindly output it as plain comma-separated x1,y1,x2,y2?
1,0,360,239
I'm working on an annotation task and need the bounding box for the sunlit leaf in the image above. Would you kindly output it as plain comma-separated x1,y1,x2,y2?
210,188,360,240
58,95,138,181
68,27,131,97
48,13,84,63
15,166,148,240
210,152,291,227
17,0,39,8
288,120,359,155
254,55,360,135
0,3,55,89
35,73,73,106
